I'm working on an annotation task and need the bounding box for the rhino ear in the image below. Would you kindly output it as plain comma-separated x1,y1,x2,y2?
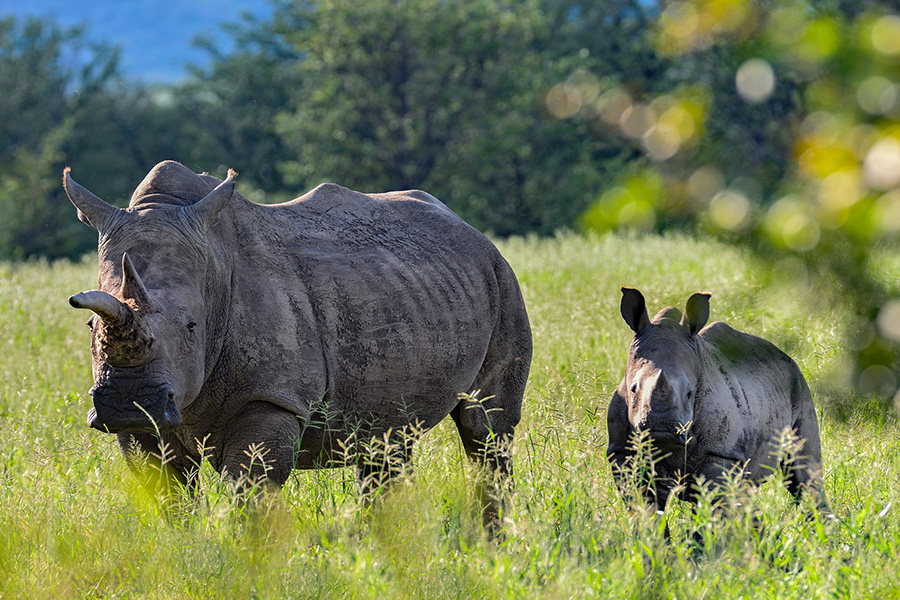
64,167,119,231
620,287,650,335
185,169,236,228
683,292,711,335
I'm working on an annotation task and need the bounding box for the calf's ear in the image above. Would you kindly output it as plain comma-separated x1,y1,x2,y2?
683,292,711,335
620,287,650,335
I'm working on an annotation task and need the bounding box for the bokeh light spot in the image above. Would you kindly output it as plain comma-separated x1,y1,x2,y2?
871,15,900,58
594,87,633,125
877,299,900,342
873,190,900,236
863,137,900,190
859,364,897,397
857,76,898,115
709,189,752,231
817,169,864,226
545,84,581,119
736,59,776,103
620,103,657,139
687,166,725,204
782,213,820,251
643,122,682,161
765,195,820,252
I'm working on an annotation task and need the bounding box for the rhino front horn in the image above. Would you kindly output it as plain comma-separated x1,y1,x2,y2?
69,290,130,326
69,289,154,366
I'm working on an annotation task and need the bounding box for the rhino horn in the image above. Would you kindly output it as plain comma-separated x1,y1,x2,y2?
69,289,154,366
655,370,672,393
120,253,153,311
184,169,236,228
63,167,119,231
69,290,130,326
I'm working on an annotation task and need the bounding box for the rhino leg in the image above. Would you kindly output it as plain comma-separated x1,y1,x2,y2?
217,401,302,489
452,352,526,533
117,431,199,499
784,420,830,514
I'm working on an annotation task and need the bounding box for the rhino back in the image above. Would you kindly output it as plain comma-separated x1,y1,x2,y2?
204,183,517,432
692,321,811,474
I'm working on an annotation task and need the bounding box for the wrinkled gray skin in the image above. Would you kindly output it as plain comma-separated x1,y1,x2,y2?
607,287,827,514
65,160,532,528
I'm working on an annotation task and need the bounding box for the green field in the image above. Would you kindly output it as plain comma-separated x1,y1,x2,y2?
1,232,898,599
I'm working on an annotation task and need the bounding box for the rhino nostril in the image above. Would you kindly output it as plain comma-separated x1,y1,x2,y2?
162,386,176,403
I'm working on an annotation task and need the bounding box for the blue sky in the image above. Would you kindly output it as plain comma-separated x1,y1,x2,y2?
0,0,271,82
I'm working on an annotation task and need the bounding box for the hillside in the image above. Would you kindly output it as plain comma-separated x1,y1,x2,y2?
0,0,271,82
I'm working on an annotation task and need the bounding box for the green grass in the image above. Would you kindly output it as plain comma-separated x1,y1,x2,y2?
1,233,898,598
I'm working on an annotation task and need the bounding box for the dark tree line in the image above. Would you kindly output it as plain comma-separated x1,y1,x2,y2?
0,1,668,258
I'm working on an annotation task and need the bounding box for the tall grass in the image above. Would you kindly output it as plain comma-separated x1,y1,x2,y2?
0,233,897,598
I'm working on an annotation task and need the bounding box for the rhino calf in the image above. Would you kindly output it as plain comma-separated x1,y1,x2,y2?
607,287,827,517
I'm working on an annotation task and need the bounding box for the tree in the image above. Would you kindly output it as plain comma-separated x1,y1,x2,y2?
0,17,119,260
580,0,900,401
267,0,626,235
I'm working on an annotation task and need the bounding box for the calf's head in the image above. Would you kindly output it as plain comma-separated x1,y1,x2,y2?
64,166,235,434
618,287,710,448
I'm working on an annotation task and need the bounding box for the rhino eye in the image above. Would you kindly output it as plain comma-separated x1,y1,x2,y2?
186,321,197,334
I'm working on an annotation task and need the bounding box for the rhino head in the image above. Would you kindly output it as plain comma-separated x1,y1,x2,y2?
64,166,235,434
618,287,710,449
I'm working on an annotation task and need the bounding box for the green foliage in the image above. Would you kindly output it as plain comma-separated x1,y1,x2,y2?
1,234,899,597
0,18,116,259
573,1,900,397
269,0,622,235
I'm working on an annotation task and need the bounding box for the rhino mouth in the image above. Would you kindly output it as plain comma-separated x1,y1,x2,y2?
647,429,689,449
87,384,182,434
638,420,691,449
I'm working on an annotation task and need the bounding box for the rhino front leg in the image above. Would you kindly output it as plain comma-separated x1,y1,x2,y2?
218,402,302,490
117,431,199,500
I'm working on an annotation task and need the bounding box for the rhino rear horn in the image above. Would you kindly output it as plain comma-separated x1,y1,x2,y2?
120,253,153,310
682,292,711,335
620,287,650,335
184,169,236,228
63,167,119,231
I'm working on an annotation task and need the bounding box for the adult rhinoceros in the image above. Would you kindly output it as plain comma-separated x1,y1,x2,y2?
65,160,532,527
607,287,827,517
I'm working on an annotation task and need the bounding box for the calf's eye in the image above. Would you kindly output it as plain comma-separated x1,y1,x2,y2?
630,383,637,394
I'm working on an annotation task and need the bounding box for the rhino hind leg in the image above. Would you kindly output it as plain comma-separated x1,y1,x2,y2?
355,427,415,503
783,426,830,514
452,349,528,534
